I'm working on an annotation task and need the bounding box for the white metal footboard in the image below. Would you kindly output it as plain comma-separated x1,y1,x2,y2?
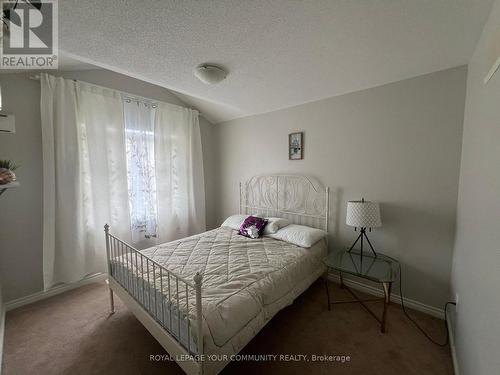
104,224,204,375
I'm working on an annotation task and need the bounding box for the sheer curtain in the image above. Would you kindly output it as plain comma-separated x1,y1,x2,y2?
41,74,131,290
123,99,158,244
41,73,205,289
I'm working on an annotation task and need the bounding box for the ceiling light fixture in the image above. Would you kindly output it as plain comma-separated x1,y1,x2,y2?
194,64,228,84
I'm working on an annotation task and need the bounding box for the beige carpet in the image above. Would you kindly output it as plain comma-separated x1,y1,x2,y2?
2,280,453,375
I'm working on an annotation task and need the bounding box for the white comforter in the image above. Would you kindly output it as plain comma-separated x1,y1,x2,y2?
112,226,327,373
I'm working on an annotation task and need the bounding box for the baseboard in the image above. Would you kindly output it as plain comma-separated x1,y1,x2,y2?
4,273,107,312
327,274,445,319
447,304,459,375
0,301,5,375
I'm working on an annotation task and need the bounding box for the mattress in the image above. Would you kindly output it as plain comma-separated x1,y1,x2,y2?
110,226,327,371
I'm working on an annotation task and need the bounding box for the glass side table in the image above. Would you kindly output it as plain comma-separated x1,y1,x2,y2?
323,249,399,333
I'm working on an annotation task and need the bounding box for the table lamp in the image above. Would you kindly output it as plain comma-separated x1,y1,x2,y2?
346,198,381,262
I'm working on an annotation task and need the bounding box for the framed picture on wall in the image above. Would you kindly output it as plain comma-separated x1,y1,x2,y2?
289,132,303,160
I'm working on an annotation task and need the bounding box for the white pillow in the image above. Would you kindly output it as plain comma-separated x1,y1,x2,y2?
262,217,290,235
221,214,247,230
266,224,327,248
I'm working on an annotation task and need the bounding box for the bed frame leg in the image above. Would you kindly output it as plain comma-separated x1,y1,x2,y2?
194,272,204,367
104,224,115,315
109,287,115,314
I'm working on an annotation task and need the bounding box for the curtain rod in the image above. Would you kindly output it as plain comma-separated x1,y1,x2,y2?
30,74,76,82
30,74,156,105
28,74,203,116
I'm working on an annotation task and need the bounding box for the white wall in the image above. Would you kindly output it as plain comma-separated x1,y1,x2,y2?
0,75,42,302
0,70,215,302
451,0,500,373
0,280,4,374
214,66,467,308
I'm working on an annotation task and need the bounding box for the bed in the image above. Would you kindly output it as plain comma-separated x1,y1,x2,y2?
105,174,330,375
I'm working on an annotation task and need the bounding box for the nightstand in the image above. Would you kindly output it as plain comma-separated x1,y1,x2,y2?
323,249,399,333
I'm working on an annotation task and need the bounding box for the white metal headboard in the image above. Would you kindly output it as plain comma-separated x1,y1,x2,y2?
239,174,329,232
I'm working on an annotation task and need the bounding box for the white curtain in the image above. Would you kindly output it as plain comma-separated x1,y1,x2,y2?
155,102,206,241
41,74,206,289
41,74,131,290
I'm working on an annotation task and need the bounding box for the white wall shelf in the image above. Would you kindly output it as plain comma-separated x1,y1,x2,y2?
0,181,20,196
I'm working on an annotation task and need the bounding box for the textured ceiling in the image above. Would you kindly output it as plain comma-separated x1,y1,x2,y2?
59,0,493,123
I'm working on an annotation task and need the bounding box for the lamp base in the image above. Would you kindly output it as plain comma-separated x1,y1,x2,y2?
347,227,378,263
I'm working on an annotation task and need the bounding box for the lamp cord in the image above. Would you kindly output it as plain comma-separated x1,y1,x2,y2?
396,261,456,347
378,253,456,346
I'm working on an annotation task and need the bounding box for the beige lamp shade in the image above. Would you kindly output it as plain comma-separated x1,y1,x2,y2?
346,200,382,228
